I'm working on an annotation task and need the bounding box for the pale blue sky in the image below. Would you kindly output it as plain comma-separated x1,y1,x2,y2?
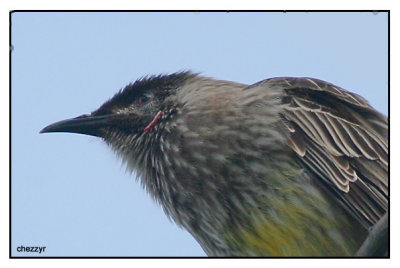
11,11,388,257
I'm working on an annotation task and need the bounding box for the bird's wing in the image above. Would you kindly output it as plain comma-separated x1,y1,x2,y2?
260,77,388,228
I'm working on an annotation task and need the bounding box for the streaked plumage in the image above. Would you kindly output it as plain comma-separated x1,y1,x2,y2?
41,72,388,256
275,77,388,228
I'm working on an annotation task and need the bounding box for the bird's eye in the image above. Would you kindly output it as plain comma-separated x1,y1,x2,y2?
138,93,152,105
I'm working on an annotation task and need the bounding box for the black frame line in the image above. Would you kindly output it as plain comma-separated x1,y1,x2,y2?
9,9,390,259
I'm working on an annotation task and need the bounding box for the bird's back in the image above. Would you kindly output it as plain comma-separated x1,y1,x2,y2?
219,77,388,256
273,77,388,228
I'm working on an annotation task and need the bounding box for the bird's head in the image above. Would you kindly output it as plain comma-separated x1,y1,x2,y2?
40,71,196,143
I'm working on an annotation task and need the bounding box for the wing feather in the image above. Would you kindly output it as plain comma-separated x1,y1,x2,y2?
261,77,388,228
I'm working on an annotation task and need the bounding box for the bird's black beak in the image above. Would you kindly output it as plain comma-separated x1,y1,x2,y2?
40,114,112,137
